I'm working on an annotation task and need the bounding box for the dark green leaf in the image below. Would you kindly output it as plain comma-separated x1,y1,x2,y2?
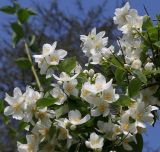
58,57,76,74
11,22,24,45
17,8,36,23
0,99,4,113
128,78,142,97
36,97,57,108
18,121,28,131
142,16,153,30
114,95,131,106
15,57,32,69
0,6,16,14
131,134,143,152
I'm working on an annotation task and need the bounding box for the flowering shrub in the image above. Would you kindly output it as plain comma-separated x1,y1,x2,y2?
3,2,160,152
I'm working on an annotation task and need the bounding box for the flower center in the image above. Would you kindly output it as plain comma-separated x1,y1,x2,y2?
81,89,90,97
50,55,59,62
136,113,142,120
103,92,113,101
12,102,21,111
98,104,106,113
65,83,74,93
37,112,47,120
123,123,129,130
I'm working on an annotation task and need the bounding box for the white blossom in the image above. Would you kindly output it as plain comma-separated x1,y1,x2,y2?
4,87,24,120
68,110,90,125
85,132,104,150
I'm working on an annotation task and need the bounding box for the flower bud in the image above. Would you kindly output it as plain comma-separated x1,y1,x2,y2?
70,125,76,130
144,62,154,71
57,81,63,85
131,59,142,69
88,69,95,77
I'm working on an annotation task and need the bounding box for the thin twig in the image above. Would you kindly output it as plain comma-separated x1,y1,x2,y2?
24,41,43,91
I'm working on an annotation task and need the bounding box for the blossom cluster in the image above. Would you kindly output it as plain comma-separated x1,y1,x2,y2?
4,2,160,152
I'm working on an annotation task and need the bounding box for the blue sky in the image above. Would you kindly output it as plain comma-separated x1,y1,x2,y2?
0,0,160,151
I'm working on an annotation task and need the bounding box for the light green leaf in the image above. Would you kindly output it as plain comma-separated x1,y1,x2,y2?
114,95,131,106
55,104,69,118
128,78,142,98
133,70,147,84
58,57,76,74
36,98,57,108
154,41,160,48
115,68,125,84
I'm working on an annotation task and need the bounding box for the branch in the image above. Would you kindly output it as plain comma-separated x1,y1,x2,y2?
24,41,43,91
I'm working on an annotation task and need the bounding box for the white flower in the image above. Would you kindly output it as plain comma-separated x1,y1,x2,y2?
4,87,24,120
141,87,160,106
80,28,108,56
113,2,143,34
85,132,104,150
80,28,112,64
17,134,40,152
32,121,51,138
119,112,137,135
55,118,72,139
128,100,158,129
68,110,90,125
97,120,121,140
63,79,78,96
33,42,67,76
91,97,110,117
35,107,55,126
23,86,42,123
122,135,137,151
145,62,154,71
102,85,119,103
50,85,67,105
53,72,80,82
83,74,112,94
113,2,130,28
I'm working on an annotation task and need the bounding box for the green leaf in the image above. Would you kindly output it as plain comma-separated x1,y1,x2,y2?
0,6,16,14
17,8,36,23
142,16,153,30
133,70,147,84
55,104,69,118
154,41,160,48
18,121,28,131
15,57,32,69
0,99,4,113
114,95,131,106
115,68,125,84
11,22,24,37
110,56,124,69
58,57,76,74
36,97,57,108
131,134,143,152
128,78,142,98
11,22,24,45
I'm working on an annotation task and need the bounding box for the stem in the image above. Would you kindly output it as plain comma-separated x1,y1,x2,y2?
117,40,129,84
24,41,43,91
